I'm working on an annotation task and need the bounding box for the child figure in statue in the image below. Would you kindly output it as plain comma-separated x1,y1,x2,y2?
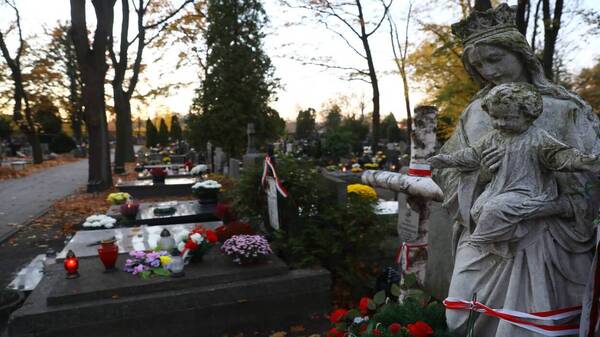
429,82,600,257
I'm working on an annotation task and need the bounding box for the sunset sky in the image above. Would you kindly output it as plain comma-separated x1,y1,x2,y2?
1,0,599,122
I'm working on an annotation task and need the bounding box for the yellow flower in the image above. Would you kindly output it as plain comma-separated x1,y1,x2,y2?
159,255,172,266
106,192,130,205
347,184,377,201
351,167,363,173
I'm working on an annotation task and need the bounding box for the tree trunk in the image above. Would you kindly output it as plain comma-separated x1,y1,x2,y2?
113,90,135,173
542,0,563,81
356,0,380,151
84,74,112,191
516,0,530,35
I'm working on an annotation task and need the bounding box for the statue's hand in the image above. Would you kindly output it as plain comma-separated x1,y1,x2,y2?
427,154,453,169
481,146,505,173
522,195,573,220
573,153,600,171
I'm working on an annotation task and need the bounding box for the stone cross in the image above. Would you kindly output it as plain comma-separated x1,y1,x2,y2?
247,123,256,154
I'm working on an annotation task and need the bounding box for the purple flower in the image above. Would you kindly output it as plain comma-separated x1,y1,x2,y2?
132,264,146,275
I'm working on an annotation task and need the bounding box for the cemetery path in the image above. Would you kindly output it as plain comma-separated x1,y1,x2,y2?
0,159,88,244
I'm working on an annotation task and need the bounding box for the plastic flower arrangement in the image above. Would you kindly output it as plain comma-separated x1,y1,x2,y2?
162,156,171,164
190,164,209,175
327,286,444,337
351,163,363,173
221,235,272,264
124,250,171,279
364,163,379,170
177,225,218,261
347,184,377,201
191,180,222,191
150,167,167,178
106,192,130,205
82,214,117,229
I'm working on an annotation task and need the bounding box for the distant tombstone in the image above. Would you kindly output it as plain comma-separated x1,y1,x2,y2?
170,155,185,164
243,124,265,169
214,147,225,173
186,149,198,165
40,143,50,154
286,143,293,154
266,177,280,230
229,159,241,179
206,142,213,171
246,123,256,154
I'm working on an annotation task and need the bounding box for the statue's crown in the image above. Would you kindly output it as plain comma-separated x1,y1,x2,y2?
451,3,518,45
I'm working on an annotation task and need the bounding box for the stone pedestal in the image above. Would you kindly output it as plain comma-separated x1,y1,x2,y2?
8,250,331,337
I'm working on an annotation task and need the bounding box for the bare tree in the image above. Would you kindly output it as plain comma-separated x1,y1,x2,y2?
110,0,195,173
283,0,392,151
70,0,116,191
388,2,413,155
0,0,43,164
541,0,564,81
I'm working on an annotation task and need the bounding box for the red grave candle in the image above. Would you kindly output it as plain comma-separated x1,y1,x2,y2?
64,250,79,279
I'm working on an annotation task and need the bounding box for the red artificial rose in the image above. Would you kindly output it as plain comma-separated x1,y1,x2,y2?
205,230,218,243
372,329,382,336
359,297,370,314
330,308,348,324
184,240,199,250
407,321,433,337
327,327,344,337
388,323,402,335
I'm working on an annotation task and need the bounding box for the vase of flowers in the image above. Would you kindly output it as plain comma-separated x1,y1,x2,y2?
150,167,167,184
191,180,221,204
176,225,218,263
221,235,272,265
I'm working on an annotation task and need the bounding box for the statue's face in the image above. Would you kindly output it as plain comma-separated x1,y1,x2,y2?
468,45,527,85
487,102,530,134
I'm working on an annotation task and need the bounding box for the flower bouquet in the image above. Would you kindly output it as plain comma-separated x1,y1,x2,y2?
106,192,130,205
221,235,272,265
177,225,218,263
364,162,379,170
326,286,446,337
82,214,117,229
150,167,167,184
190,164,208,176
347,184,377,201
351,163,363,173
191,180,221,204
124,250,172,279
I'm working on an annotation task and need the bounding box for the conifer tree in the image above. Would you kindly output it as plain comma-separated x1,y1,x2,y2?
170,115,183,142
157,118,170,146
145,119,158,147
189,0,282,157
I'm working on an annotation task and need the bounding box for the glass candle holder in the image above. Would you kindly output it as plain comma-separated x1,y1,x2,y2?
64,250,79,279
158,229,175,251
170,255,184,278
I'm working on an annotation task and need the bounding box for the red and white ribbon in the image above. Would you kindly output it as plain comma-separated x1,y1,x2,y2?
396,242,428,270
407,162,432,177
443,297,581,336
261,155,288,198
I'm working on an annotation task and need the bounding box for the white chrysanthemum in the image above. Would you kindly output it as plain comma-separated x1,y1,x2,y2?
191,180,222,190
83,214,117,228
190,233,204,244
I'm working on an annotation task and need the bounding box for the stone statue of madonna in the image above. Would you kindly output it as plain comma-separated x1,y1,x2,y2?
433,4,600,337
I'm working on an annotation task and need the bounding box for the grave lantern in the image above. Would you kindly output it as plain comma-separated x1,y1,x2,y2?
159,229,176,251
64,250,79,279
170,250,184,278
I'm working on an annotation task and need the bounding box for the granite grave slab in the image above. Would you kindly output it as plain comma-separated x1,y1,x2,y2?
106,200,219,226
116,177,197,198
